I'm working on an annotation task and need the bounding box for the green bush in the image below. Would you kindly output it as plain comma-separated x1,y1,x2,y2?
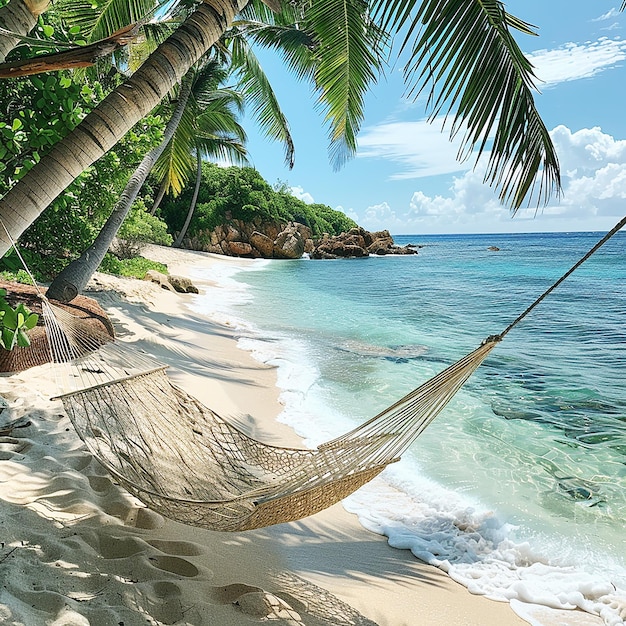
0,288,38,350
159,163,358,243
99,254,168,279
114,203,173,259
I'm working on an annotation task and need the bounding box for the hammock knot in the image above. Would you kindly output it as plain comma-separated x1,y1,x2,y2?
482,334,502,345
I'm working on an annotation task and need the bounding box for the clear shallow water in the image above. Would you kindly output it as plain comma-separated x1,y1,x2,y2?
192,231,626,625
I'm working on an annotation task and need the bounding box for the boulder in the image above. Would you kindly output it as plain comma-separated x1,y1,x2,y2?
250,231,274,257
273,224,305,259
144,270,175,292
168,275,199,294
227,241,255,257
310,227,418,259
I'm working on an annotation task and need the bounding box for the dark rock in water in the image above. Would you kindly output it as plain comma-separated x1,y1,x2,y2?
555,475,605,506
335,340,428,360
488,246,500,251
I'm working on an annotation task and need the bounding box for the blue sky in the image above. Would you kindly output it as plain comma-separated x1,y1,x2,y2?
240,2,626,235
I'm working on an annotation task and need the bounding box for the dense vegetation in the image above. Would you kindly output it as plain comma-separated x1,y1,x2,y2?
0,70,354,283
159,162,357,246
0,71,172,281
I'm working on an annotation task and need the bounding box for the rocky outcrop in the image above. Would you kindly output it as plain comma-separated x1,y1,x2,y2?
311,228,418,259
144,271,199,294
179,220,416,261
182,219,314,260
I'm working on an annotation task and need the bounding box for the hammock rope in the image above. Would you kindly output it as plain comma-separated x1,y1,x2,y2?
3,216,624,531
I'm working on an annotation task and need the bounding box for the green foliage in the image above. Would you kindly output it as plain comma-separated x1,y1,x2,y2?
159,163,356,246
0,289,39,351
114,203,173,259
13,116,165,279
0,75,100,192
99,254,168,279
0,270,33,285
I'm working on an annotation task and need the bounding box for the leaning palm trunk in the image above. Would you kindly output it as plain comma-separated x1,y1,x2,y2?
0,0,247,257
46,81,194,302
149,180,167,215
0,0,49,63
173,147,202,248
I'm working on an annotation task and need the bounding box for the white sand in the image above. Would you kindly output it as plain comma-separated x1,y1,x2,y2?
0,245,601,626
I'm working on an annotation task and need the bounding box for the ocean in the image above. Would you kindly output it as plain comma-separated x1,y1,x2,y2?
191,230,626,625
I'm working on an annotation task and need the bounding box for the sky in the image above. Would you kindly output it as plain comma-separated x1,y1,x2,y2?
238,1,626,235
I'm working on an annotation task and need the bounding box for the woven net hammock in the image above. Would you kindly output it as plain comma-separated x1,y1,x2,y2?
44,300,499,532
30,216,626,531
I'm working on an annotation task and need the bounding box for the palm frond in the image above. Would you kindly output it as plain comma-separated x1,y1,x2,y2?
152,101,197,196
196,100,248,142
370,0,560,210
231,20,317,82
304,0,388,168
197,135,249,166
229,36,295,168
56,0,162,42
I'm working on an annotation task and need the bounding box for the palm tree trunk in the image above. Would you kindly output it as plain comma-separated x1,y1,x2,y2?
0,0,247,257
0,0,49,63
173,147,202,248
46,81,194,302
149,179,167,215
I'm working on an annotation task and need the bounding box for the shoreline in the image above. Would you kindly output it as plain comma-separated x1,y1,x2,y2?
0,243,591,625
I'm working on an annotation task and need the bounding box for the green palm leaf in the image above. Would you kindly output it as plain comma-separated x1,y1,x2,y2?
152,61,248,195
152,100,197,195
370,0,560,210
229,36,296,168
304,0,388,168
55,0,163,42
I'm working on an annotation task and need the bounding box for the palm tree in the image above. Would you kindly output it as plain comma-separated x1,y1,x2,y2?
0,0,50,63
46,60,247,300
0,0,574,258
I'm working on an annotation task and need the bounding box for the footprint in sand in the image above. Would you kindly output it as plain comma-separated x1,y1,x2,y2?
86,475,114,493
93,535,148,559
146,539,204,556
147,555,199,578
0,436,31,459
209,583,302,624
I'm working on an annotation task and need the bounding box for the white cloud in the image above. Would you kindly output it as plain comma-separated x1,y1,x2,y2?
528,38,626,86
357,126,626,234
356,119,471,179
290,185,314,204
592,8,621,21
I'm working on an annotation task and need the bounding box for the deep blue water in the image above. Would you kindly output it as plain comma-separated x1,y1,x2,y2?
195,230,626,624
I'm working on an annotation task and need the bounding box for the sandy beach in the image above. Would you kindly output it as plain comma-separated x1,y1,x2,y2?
0,244,601,626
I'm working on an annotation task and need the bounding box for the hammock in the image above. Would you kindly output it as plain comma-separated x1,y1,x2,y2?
23,217,626,531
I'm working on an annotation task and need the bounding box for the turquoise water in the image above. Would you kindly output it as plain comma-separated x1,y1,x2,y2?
194,231,626,624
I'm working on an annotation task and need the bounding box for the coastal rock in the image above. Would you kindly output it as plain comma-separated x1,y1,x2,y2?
144,270,176,292
227,241,256,257
168,275,199,294
250,231,274,257
273,224,306,259
144,271,199,294
311,227,418,259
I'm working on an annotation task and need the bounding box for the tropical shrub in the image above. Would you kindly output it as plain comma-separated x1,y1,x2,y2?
0,288,38,350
